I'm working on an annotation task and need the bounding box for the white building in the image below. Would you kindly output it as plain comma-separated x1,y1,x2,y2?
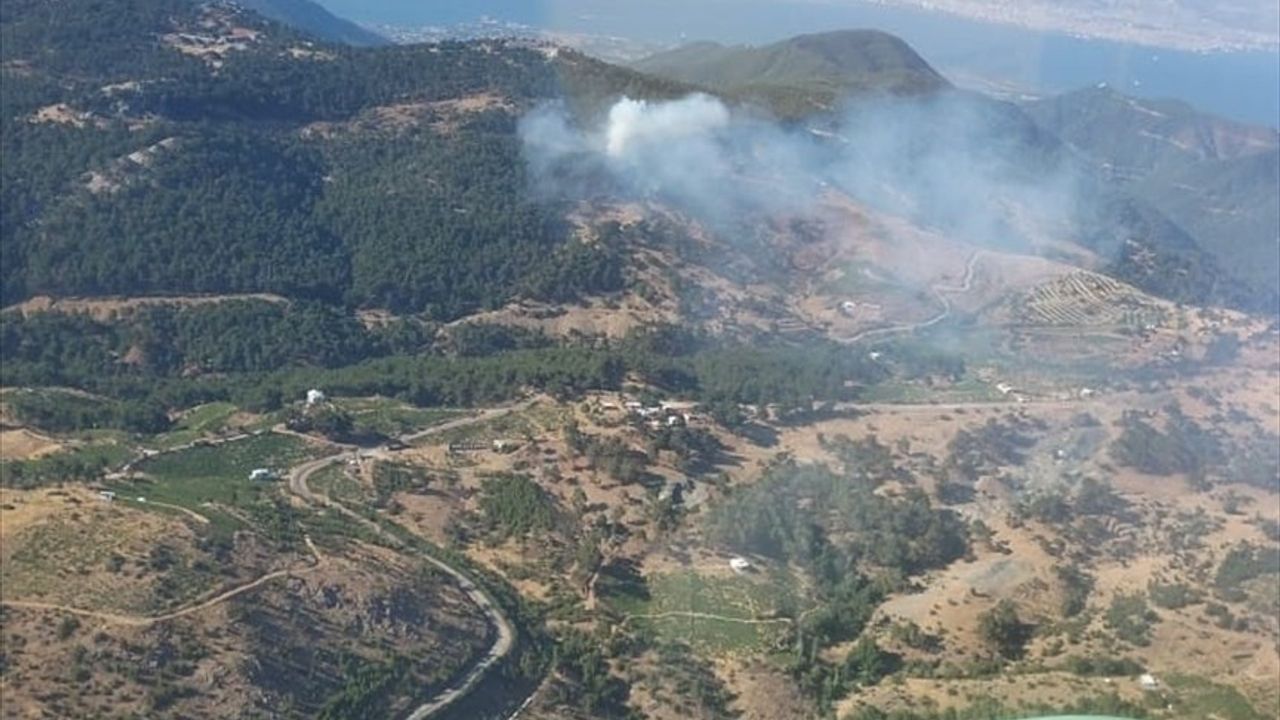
249,468,275,481
306,388,325,405
729,557,751,573
1139,673,1159,690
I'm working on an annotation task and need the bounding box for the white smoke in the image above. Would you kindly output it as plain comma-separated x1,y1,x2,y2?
604,95,729,158
518,91,1083,259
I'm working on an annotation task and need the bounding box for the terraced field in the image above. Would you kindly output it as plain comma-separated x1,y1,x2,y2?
1020,271,1167,328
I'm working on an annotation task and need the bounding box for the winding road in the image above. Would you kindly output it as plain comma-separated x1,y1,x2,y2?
7,400,534,720
286,401,534,720
838,250,985,344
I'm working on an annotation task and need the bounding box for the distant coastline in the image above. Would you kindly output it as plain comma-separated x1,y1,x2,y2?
323,0,1280,126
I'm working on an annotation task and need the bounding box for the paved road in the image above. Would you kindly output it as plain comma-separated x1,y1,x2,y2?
15,401,529,719
287,402,532,720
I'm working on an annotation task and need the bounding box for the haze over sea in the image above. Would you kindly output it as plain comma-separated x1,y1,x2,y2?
320,0,1280,127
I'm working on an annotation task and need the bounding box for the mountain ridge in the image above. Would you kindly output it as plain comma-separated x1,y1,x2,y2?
632,29,950,115
235,0,388,46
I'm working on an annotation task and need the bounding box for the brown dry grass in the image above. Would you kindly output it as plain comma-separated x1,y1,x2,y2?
0,429,64,460
839,673,1145,719
0,487,201,613
2,293,287,321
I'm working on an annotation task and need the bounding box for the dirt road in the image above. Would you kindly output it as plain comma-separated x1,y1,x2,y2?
839,250,985,344
1,535,323,626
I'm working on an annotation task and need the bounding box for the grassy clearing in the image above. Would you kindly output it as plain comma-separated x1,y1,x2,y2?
146,402,238,449
1,499,221,614
1164,673,1263,720
423,402,567,447
1,441,136,488
309,461,367,504
820,262,901,296
333,396,465,437
859,377,1004,404
607,569,804,655
110,433,327,528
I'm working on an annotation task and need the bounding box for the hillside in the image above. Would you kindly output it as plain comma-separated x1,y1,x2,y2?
0,0,691,315
1026,87,1280,312
238,0,388,46
632,29,950,114
1,4,1278,720
1023,86,1278,181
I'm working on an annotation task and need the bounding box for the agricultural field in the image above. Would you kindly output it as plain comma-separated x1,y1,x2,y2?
109,432,331,529
422,401,570,447
332,396,467,437
307,460,368,504
857,377,1005,404
604,568,807,655
1017,271,1168,329
145,401,239,449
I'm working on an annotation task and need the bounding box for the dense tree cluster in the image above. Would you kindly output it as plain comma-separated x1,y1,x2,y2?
1110,408,1223,486
705,459,966,710
977,600,1031,659
708,462,968,577
1,0,680,313
479,474,558,539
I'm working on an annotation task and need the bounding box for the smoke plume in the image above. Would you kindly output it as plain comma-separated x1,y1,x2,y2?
519,90,1082,257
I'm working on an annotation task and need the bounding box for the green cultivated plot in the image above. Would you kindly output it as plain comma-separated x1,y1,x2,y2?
607,569,806,654
308,461,367,504
332,396,464,437
147,402,239,449
111,433,328,527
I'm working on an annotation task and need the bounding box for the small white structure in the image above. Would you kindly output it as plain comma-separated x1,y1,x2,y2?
995,382,1015,395
1139,673,1159,690
136,496,147,503
98,490,116,502
249,468,275,481
1079,387,1096,399
729,557,751,573
306,388,326,405
868,351,883,361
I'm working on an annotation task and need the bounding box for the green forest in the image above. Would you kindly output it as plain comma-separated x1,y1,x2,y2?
0,0,685,313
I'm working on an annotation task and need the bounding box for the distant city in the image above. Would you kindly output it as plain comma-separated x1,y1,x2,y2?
862,0,1279,53
367,17,671,62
